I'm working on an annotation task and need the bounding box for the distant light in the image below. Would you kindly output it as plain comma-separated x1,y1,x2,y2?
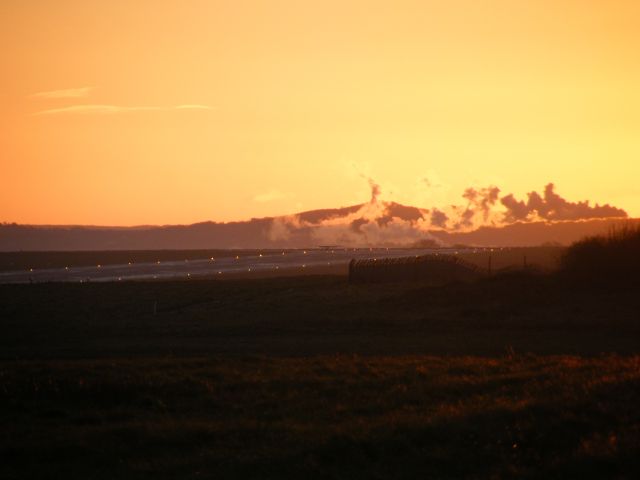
282,251,285,255
156,261,160,264
210,257,214,261
302,264,306,268
235,256,239,260
276,266,279,269
259,254,263,257
248,268,251,272
187,273,191,277
65,266,69,270
303,250,307,254
29,268,33,272
97,264,101,268
118,277,122,281
128,262,132,266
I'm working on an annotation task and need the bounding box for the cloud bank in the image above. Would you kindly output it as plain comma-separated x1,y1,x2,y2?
265,180,628,247
501,183,626,222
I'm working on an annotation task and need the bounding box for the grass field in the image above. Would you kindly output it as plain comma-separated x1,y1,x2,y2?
1,271,639,478
3,355,639,479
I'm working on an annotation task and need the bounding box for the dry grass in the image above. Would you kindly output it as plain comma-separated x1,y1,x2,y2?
561,223,640,283
1,268,639,478
2,355,639,479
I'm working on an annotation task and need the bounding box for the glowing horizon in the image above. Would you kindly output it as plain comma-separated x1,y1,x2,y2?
2,1,639,226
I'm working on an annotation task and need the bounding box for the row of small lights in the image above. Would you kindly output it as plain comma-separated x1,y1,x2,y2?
31,254,340,273
72,253,494,282
27,247,507,274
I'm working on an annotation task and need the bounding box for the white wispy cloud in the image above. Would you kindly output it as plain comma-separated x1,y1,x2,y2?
253,189,292,203
30,87,95,99
174,104,212,110
32,104,213,116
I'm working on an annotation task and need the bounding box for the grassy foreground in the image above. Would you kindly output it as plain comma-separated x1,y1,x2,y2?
2,274,639,359
1,272,639,478
2,355,639,479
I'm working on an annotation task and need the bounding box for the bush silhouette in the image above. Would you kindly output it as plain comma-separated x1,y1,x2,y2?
560,223,640,283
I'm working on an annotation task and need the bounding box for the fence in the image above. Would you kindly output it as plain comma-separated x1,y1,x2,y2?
348,254,487,284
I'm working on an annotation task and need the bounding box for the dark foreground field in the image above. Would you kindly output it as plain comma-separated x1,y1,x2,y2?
1,273,639,478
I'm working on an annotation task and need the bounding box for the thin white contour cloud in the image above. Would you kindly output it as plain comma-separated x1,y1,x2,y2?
253,190,291,203
32,104,213,116
30,87,94,99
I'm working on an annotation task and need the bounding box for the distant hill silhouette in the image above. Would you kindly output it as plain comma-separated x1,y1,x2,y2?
429,219,640,247
1,201,635,250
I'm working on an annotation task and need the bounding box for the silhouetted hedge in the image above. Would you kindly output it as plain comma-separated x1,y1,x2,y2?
560,223,640,283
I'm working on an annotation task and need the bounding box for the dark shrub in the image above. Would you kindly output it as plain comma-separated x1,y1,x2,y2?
560,223,640,284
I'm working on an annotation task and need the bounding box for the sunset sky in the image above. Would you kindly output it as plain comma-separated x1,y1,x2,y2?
2,0,639,226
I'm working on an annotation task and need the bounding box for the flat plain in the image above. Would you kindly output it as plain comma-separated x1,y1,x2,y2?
1,268,639,479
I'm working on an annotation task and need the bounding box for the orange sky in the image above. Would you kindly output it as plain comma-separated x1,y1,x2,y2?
1,0,639,226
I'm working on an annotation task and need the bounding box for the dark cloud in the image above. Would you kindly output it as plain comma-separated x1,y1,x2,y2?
430,208,448,228
500,194,529,222
452,186,501,229
501,183,627,222
457,208,475,229
376,202,425,227
368,178,381,203
462,186,500,220
350,218,369,233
